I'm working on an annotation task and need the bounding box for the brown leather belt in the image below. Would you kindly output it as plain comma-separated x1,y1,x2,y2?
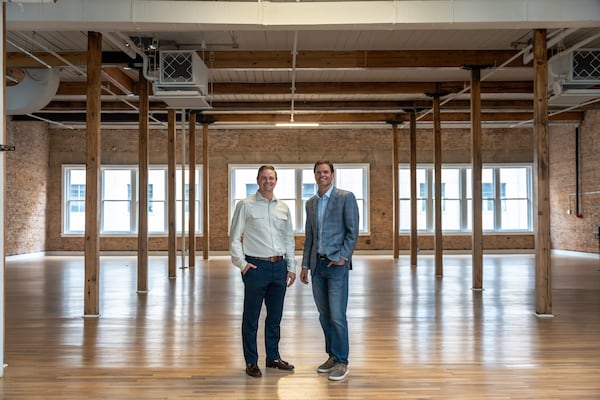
247,255,284,262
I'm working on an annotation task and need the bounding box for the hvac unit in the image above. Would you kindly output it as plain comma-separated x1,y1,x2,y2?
548,49,600,106
153,50,211,109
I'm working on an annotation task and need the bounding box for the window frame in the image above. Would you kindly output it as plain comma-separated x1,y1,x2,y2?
229,164,370,234
62,164,203,236
398,163,532,233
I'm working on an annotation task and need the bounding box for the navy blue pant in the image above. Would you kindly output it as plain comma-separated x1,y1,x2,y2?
241,256,288,364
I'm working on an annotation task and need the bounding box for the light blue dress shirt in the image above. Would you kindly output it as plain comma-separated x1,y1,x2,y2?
317,186,333,254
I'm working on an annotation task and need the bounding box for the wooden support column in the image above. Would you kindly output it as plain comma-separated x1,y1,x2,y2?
392,123,399,259
137,71,149,292
180,112,187,269
431,93,443,277
167,109,177,278
188,113,196,268
202,123,210,259
84,31,102,317
409,111,418,267
533,29,553,317
468,66,484,291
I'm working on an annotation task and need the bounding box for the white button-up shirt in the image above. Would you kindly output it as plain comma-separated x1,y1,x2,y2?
230,191,296,273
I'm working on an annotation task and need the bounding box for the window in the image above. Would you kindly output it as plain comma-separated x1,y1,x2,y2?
102,169,134,233
466,168,495,230
499,167,530,230
175,168,202,233
62,165,202,235
399,168,428,230
230,164,369,233
440,168,460,230
399,164,532,232
148,169,166,232
64,167,86,233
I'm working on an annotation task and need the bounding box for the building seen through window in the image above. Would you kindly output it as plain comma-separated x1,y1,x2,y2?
62,165,202,235
399,164,532,232
230,164,369,234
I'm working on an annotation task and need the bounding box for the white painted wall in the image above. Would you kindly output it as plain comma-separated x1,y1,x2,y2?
1,1,7,379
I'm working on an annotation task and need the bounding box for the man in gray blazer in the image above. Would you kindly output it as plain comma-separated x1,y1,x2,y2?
300,160,359,381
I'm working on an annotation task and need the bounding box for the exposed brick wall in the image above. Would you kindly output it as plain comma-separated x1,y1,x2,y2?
32,124,537,254
5,121,49,255
10,116,600,255
550,111,600,253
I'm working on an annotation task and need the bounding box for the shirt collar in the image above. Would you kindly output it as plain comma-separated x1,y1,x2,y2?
256,190,278,202
318,186,333,199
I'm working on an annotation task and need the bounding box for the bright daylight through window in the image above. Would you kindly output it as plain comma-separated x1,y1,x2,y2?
63,165,202,235
398,164,532,232
230,164,369,234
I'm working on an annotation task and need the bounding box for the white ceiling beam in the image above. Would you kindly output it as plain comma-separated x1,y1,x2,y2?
6,0,600,31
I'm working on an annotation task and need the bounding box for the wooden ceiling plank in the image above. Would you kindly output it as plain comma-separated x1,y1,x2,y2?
7,49,528,69
55,80,534,97
206,50,528,69
102,67,135,95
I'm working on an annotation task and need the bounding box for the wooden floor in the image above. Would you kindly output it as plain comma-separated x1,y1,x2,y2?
1,252,599,399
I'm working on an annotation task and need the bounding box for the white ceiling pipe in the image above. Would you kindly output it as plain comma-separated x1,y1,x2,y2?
552,30,600,59
12,31,84,75
113,31,157,83
523,28,580,64
5,38,51,69
102,32,137,60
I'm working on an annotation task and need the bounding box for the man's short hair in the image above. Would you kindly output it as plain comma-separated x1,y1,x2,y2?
313,160,334,173
257,164,277,179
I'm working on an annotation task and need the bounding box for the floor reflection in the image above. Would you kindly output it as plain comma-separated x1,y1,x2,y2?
2,252,599,399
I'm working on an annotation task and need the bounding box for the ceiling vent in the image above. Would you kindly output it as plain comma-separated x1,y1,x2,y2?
153,50,211,109
548,49,600,106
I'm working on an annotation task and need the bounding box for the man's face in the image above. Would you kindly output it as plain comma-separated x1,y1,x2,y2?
257,169,277,194
314,163,334,190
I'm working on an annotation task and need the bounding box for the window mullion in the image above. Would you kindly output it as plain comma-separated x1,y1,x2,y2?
100,168,105,233
461,167,467,231
295,168,303,231
494,168,501,230
427,168,433,232
528,166,533,230
131,168,138,234
64,167,70,234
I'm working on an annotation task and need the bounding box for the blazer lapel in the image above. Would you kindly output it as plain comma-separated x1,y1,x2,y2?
324,188,339,222
310,197,319,225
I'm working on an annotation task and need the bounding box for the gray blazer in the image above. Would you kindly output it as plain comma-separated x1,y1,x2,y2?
302,187,359,271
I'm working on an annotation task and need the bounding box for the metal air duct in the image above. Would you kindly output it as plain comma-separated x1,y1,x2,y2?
7,68,60,115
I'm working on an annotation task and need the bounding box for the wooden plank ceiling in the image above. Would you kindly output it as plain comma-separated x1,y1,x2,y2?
5,1,600,128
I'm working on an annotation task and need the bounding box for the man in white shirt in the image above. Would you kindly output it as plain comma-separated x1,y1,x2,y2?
230,165,297,378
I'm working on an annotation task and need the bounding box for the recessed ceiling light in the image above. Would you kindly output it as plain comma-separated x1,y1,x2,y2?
275,122,319,127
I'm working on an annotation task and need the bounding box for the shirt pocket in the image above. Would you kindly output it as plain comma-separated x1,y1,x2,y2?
271,209,289,232
249,209,268,224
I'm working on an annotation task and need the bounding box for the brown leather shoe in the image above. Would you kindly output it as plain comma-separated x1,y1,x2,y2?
266,359,295,370
246,363,262,378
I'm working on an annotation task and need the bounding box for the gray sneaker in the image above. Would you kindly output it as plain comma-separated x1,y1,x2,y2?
317,356,336,373
328,363,349,381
